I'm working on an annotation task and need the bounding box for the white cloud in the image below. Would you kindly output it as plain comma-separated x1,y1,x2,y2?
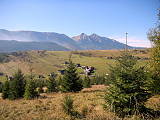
109,36,151,48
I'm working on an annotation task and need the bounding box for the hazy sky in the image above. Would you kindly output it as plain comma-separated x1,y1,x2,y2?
0,0,159,47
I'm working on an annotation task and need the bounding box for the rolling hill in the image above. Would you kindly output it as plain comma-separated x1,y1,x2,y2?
0,49,149,76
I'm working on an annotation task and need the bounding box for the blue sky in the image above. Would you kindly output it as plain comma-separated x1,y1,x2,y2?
0,0,159,47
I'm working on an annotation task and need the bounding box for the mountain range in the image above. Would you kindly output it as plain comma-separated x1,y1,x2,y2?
0,40,68,52
0,29,140,52
72,33,134,50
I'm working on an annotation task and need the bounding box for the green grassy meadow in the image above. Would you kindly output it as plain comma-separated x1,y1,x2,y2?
0,49,149,82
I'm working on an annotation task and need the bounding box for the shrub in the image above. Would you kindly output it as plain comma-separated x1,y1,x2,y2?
2,80,9,99
24,77,39,100
81,106,88,117
83,76,91,88
57,75,63,91
8,80,19,100
47,72,57,92
35,78,46,94
8,69,25,100
61,95,74,115
91,74,106,85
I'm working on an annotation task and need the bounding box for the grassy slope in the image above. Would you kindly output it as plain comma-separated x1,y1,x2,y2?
0,90,159,120
0,91,115,120
0,49,149,81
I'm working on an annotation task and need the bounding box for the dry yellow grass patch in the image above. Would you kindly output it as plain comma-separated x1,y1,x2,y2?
82,85,107,92
146,95,160,111
0,91,120,120
0,89,160,120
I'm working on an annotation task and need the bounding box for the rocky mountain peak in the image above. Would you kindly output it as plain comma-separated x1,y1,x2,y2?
90,33,100,39
72,33,88,41
79,33,88,39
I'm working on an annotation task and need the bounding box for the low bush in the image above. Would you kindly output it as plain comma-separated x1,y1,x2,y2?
61,95,74,116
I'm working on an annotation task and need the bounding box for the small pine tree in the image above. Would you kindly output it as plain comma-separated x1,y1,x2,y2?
104,53,151,118
24,76,38,100
8,69,25,100
47,72,57,92
17,69,25,97
60,60,83,92
57,75,63,91
91,75,106,85
8,79,19,100
83,76,91,88
62,95,74,115
2,80,9,99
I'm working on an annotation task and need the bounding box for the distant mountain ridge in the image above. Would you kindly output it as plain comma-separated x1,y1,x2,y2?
72,33,134,50
0,29,142,52
0,29,81,50
0,40,68,52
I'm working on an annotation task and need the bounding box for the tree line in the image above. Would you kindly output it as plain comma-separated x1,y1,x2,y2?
1,59,99,100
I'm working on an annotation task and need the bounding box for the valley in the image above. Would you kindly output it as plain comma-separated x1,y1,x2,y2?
0,49,149,80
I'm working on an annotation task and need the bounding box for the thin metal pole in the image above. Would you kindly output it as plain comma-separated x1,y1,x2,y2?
125,32,128,52
158,8,160,28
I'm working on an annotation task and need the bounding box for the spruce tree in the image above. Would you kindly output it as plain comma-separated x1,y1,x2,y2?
57,75,63,91
83,76,91,88
104,53,151,118
17,69,25,97
62,95,74,115
8,69,25,100
47,72,57,92
60,60,83,92
147,10,160,94
2,80,9,99
8,79,19,100
24,77,38,100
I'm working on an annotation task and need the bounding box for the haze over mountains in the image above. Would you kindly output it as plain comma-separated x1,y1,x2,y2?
0,29,140,52
0,40,68,52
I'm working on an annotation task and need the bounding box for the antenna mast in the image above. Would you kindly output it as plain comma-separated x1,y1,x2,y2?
125,32,128,52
